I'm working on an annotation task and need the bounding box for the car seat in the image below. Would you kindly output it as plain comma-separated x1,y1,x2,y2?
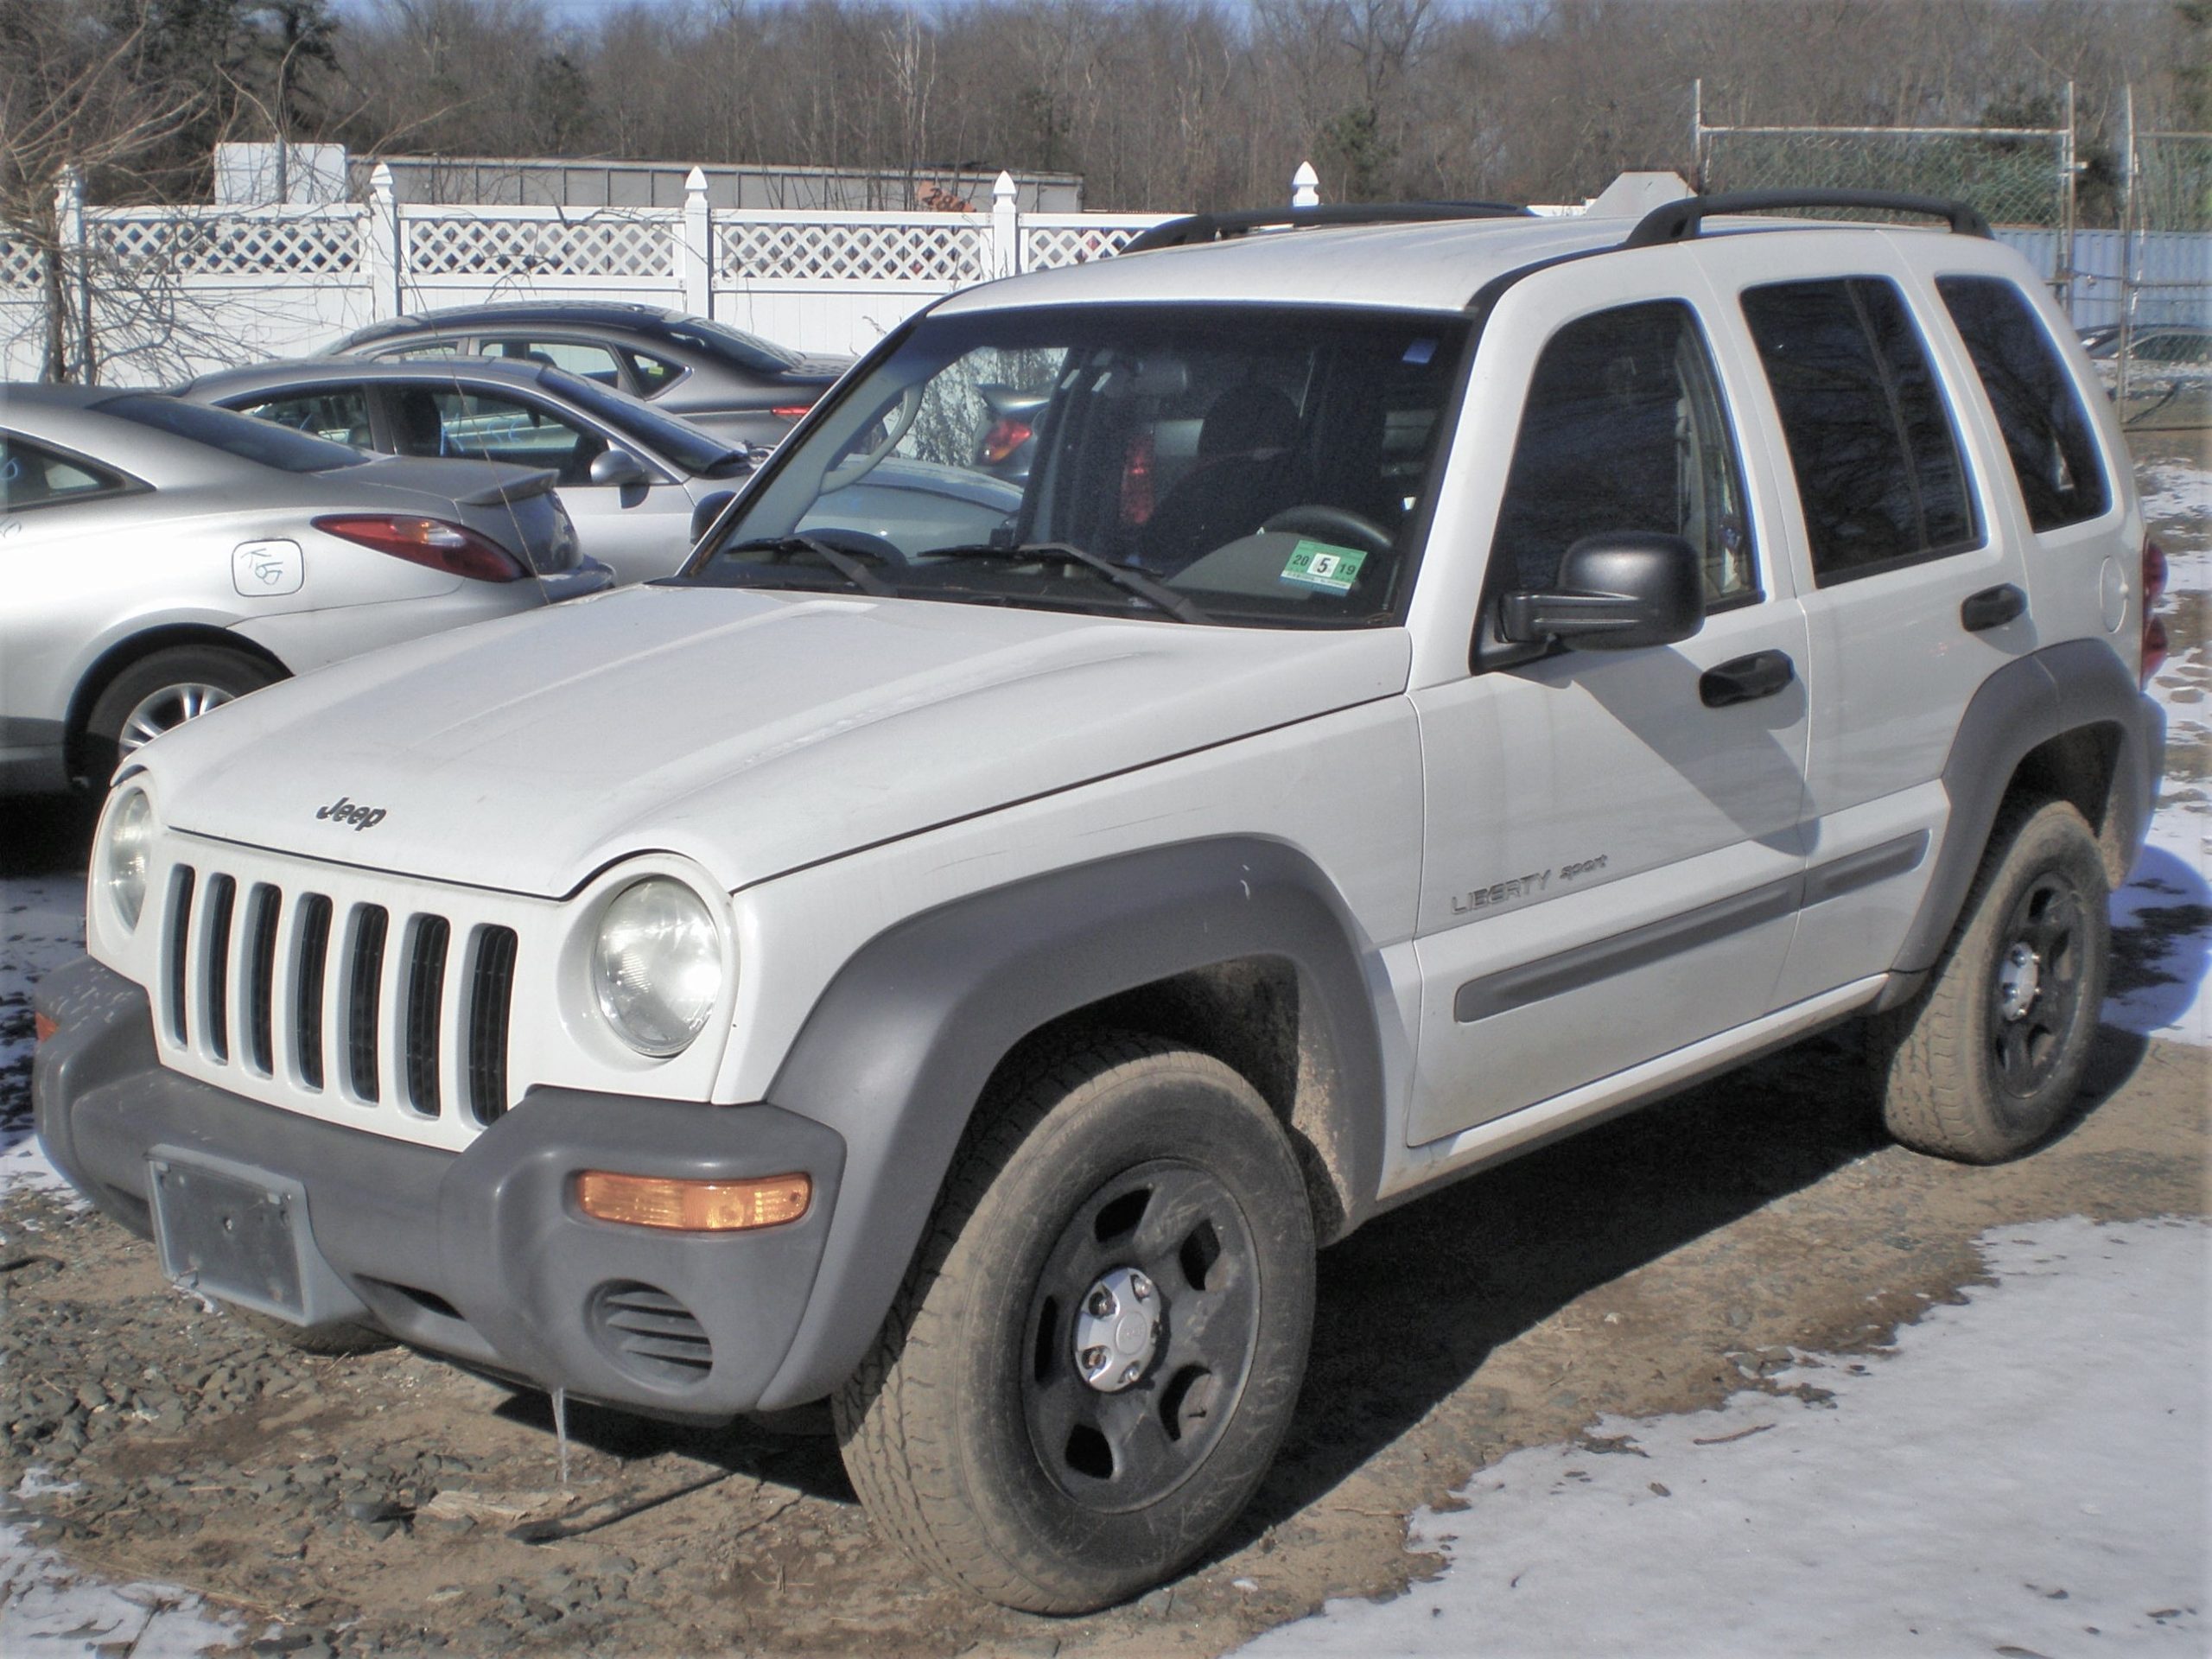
1138,382,1300,575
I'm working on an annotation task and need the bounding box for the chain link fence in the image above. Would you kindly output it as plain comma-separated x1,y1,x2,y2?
1698,126,2073,232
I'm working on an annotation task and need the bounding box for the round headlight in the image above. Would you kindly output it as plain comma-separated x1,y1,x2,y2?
591,878,724,1057
104,787,155,932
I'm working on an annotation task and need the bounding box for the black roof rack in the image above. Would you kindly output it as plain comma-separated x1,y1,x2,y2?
1123,201,1534,255
1623,189,1993,249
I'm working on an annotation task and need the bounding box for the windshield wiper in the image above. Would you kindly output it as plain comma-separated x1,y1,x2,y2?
922,542,1210,624
718,535,897,597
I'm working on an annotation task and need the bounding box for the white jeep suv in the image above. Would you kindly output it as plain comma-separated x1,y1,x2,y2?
35,188,2164,1614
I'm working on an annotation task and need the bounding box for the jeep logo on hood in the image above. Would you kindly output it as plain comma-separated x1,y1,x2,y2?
315,795,386,831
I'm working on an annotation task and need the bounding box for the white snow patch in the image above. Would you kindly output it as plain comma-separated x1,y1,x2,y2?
1241,1216,2211,1658
2139,461,2212,534
0,1521,244,1657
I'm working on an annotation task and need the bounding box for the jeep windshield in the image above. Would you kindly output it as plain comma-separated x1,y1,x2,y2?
686,302,1471,627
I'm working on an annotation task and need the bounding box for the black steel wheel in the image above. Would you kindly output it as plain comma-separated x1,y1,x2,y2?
835,1033,1314,1613
1877,798,2111,1163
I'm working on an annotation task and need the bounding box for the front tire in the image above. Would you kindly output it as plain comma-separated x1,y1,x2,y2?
835,1034,1316,1613
1876,798,2110,1163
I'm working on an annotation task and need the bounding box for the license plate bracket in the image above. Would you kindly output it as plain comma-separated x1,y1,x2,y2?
147,1150,330,1324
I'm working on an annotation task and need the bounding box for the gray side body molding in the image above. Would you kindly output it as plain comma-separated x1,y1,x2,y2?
755,836,1387,1409
1885,638,2160,990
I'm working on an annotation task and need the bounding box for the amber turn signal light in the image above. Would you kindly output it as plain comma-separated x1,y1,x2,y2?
574,1170,810,1232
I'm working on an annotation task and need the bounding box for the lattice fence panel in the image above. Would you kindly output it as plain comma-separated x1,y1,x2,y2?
1702,130,2069,229
1024,222,1155,269
716,219,987,284
0,236,41,289
405,213,677,279
92,213,362,276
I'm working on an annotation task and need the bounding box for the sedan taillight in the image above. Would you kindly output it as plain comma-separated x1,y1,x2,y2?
314,516,527,582
2142,536,2169,688
771,404,816,421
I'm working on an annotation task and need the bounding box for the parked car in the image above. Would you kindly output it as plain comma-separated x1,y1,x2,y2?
181,357,755,586
323,302,851,450
2080,321,2209,431
0,385,607,793
37,190,2161,1618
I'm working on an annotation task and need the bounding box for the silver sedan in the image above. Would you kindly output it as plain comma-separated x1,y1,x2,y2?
1,385,612,794
181,357,756,586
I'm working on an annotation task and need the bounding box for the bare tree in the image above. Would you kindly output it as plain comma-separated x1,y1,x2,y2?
0,1,206,379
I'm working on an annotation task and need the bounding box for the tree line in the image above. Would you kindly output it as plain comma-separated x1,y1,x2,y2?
3,0,2205,223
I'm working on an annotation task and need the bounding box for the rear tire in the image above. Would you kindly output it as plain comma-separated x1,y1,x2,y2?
81,645,280,784
1875,798,2110,1163
835,1033,1315,1613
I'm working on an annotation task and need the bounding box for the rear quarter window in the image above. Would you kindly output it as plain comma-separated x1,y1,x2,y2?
1936,276,2109,532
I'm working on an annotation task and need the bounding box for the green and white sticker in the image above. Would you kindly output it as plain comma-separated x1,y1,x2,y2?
1280,539,1368,593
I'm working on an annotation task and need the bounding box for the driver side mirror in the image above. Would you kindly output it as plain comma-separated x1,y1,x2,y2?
588,447,651,488
1497,531,1704,651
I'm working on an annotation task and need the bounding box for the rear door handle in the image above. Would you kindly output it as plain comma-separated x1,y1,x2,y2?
1699,649,1796,709
1961,583,2027,632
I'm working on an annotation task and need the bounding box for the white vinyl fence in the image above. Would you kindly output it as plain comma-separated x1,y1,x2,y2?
0,167,1170,383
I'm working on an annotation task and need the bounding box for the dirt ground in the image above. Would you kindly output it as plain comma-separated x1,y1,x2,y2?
3,1013,2204,1659
3,429,2207,1657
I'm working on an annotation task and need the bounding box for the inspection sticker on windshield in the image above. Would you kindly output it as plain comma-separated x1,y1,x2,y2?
1281,541,1368,593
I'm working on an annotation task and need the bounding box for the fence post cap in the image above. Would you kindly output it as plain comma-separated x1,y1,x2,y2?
994,170,1019,203
685,166,709,194
1291,162,1320,207
369,162,395,199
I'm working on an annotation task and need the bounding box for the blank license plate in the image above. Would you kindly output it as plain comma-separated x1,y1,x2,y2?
148,1154,308,1320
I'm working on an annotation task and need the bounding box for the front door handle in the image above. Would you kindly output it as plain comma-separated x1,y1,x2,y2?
1961,583,2027,632
1700,649,1796,709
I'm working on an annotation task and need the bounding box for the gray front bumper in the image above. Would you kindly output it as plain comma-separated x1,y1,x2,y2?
32,955,846,1424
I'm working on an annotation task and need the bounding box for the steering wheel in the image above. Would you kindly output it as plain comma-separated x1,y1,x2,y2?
1259,505,1394,556
822,385,924,493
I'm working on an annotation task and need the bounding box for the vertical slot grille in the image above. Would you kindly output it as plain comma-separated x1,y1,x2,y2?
404,916,450,1116
201,875,237,1064
467,925,518,1124
293,894,332,1090
346,906,389,1103
245,885,282,1076
165,866,196,1046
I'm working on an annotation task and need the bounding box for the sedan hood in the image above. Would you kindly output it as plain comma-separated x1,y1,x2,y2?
145,586,1410,897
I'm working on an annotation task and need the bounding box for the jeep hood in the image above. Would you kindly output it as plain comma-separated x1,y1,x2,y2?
144,585,1411,896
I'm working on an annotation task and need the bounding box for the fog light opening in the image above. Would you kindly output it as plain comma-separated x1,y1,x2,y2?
574,1171,811,1231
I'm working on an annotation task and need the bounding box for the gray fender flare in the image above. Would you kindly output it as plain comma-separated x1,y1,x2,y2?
752,836,1387,1409
1882,638,2160,995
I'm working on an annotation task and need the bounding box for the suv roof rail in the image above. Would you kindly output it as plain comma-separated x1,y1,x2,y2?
1124,201,1534,254
1622,189,1993,249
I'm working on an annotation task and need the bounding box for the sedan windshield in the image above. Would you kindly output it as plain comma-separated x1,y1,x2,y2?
541,368,751,476
97,393,370,473
690,302,1471,627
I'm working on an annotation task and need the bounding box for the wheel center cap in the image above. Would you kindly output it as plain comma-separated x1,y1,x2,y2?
1073,1266,1160,1393
1998,940,2042,1022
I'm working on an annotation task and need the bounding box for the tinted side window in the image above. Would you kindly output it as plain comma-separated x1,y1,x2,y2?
0,434,126,509
388,387,602,484
1743,277,1978,584
1491,300,1757,605
1936,276,2107,532
481,337,624,386
234,386,374,450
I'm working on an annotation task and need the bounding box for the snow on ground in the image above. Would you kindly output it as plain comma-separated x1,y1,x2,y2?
1241,1216,2210,1658
0,1511,246,1658
2139,459,2212,534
